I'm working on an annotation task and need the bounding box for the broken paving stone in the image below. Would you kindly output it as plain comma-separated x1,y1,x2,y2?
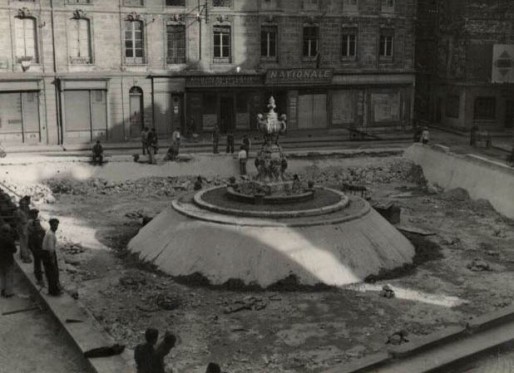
386,330,409,345
380,285,395,299
485,250,500,258
467,259,491,272
223,296,268,314
154,294,180,311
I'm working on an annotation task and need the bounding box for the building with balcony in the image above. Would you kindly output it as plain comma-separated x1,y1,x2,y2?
416,0,514,131
0,0,416,145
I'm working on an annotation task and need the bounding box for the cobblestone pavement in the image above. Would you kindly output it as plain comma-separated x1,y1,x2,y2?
0,267,90,373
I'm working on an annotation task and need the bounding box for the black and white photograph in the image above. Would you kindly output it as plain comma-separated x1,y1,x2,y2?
0,0,513,372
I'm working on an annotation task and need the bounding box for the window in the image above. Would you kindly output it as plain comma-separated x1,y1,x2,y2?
303,0,319,10
123,0,144,5
166,0,185,5
261,26,277,60
446,95,460,118
474,97,496,120
381,0,394,12
379,31,394,58
261,0,277,9
167,25,186,64
69,19,91,64
344,0,358,12
67,0,92,4
15,17,38,63
341,28,357,59
213,0,231,7
213,25,231,62
303,26,318,58
124,21,144,64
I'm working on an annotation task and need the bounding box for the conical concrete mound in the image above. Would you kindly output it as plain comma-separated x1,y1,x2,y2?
128,188,415,288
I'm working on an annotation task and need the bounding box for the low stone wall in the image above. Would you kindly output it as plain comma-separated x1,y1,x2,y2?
404,143,514,219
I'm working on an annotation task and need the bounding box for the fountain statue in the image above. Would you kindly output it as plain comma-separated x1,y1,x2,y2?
225,96,313,203
255,96,288,183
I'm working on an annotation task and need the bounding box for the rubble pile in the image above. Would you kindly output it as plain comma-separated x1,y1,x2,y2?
45,176,227,197
0,180,55,204
301,159,426,187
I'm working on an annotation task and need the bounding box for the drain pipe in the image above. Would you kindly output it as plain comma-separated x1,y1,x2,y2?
49,0,63,146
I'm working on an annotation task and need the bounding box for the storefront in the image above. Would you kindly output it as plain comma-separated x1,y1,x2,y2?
0,80,42,144
59,79,109,144
185,74,264,134
152,77,186,138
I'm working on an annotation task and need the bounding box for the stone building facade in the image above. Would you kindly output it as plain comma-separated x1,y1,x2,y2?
0,0,415,145
416,0,514,131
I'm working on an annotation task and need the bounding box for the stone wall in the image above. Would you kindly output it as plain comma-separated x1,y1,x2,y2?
405,143,514,219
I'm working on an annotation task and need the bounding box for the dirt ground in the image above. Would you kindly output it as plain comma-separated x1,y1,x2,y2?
6,154,514,373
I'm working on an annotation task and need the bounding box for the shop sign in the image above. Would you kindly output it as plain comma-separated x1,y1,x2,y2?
266,69,333,85
186,75,263,87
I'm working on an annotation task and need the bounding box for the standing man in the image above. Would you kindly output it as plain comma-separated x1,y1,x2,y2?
226,131,235,154
0,224,16,298
470,124,479,146
146,128,157,164
134,328,159,373
150,332,177,373
212,124,220,154
27,209,45,286
420,126,430,144
141,127,149,155
172,128,181,158
42,218,62,296
14,196,31,263
242,134,251,155
92,140,104,165
238,146,247,176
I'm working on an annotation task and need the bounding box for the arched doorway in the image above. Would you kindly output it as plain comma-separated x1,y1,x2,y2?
129,87,144,137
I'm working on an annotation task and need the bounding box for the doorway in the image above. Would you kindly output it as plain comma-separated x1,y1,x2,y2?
129,87,143,138
505,100,514,128
219,96,234,133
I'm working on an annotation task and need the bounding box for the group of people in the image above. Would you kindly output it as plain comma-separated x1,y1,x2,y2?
134,328,224,373
211,125,252,176
0,195,62,297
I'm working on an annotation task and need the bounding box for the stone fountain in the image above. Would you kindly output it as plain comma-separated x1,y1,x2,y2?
127,98,416,288
226,96,314,205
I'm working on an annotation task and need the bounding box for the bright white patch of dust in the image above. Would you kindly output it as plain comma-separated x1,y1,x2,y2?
347,283,468,308
245,226,361,286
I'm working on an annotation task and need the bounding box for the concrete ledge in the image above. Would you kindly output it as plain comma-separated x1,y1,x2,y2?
322,352,391,373
388,325,467,358
466,304,514,331
15,259,134,373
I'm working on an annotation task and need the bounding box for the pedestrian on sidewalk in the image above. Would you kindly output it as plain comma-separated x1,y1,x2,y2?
134,328,159,373
27,209,45,286
212,125,220,154
242,134,251,155
238,146,247,176
226,131,234,154
41,218,62,296
150,332,177,373
470,124,479,146
13,196,32,263
172,128,181,158
420,126,430,144
0,224,17,298
148,128,159,155
141,127,149,155
92,140,104,165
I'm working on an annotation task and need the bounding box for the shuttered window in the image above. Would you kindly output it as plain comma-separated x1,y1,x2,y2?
69,18,91,64
15,17,38,63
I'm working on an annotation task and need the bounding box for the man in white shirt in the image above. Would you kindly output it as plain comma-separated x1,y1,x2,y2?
42,218,61,296
238,146,247,176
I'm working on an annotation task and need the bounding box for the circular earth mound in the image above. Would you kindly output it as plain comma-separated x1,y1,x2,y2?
194,186,348,218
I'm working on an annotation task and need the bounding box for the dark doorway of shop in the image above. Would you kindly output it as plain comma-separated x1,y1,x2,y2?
220,96,234,133
505,100,514,128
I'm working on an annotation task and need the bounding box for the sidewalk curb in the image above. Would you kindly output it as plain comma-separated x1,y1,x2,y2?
15,258,135,373
322,305,514,373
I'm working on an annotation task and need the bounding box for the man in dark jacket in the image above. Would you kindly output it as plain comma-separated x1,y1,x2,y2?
150,332,177,373
27,209,45,285
0,224,17,297
134,328,159,373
